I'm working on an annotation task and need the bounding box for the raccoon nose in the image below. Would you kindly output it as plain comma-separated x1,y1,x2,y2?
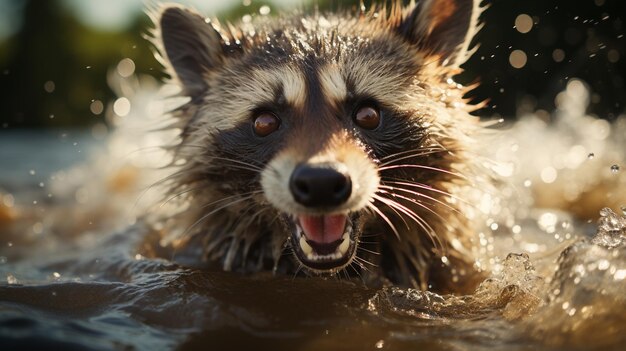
289,165,352,208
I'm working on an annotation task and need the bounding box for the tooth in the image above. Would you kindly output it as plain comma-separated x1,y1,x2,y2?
338,238,349,255
299,236,313,256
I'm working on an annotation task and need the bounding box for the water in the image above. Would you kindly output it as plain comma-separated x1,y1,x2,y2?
1,208,624,350
1,79,625,350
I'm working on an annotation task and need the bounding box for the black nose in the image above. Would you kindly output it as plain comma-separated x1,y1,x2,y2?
289,164,352,208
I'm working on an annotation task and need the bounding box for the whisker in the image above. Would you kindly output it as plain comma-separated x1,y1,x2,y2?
359,231,381,239
354,255,378,268
341,269,351,281
375,192,412,231
292,263,305,280
198,190,263,210
378,164,468,180
348,263,366,284
373,194,443,252
196,159,264,174
376,190,451,254
247,206,271,225
159,185,210,207
177,145,266,172
357,246,381,256
378,147,446,162
182,194,257,238
378,185,460,215
379,149,448,167
381,179,473,207
357,240,379,245
367,202,401,241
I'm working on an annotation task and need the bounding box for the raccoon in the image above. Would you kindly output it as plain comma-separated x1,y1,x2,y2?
149,0,488,293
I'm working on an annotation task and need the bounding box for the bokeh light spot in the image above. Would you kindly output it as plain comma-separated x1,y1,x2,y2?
509,50,528,69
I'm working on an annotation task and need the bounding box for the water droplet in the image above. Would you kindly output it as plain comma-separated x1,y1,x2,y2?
117,58,135,78
588,153,595,159
541,167,558,183
509,50,528,69
44,80,55,93
552,48,565,62
611,164,620,173
90,100,104,115
259,5,271,15
113,97,131,117
621,206,626,216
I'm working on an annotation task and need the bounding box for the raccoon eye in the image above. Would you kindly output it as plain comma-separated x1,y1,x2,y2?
253,112,281,137
354,105,381,130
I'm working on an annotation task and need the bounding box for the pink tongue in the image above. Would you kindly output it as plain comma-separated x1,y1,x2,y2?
298,214,347,243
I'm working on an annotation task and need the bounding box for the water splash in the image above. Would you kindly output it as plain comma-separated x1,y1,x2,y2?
593,207,626,248
525,208,626,347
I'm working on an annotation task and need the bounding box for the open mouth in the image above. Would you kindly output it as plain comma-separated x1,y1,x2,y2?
287,213,358,271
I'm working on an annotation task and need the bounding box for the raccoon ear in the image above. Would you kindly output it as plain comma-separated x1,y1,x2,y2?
158,7,225,96
399,0,482,67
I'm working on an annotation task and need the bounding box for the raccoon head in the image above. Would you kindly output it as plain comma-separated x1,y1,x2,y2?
155,0,483,280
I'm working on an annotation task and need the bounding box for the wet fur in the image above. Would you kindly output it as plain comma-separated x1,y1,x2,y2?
147,0,489,293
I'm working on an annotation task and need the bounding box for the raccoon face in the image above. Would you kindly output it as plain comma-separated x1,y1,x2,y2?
156,0,481,274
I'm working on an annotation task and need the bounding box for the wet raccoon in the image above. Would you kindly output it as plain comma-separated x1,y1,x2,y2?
149,0,488,293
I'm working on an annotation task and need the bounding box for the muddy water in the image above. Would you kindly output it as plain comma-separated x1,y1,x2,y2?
1,207,625,351
1,81,626,350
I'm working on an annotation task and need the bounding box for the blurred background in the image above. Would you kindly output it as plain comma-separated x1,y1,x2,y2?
0,0,624,130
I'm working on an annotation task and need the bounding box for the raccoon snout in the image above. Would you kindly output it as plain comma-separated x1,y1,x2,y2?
289,164,352,208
